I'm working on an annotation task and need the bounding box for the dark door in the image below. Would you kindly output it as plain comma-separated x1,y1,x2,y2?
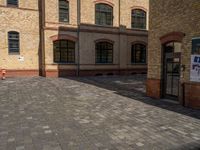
163,42,181,100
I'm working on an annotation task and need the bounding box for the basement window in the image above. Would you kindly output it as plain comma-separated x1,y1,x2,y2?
7,0,18,7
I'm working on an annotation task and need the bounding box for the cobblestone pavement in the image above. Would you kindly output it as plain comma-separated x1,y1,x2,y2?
0,75,200,150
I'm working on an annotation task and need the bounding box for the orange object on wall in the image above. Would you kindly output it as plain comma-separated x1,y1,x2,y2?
2,69,6,80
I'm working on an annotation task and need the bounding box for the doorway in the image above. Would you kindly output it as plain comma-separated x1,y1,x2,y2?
163,42,181,100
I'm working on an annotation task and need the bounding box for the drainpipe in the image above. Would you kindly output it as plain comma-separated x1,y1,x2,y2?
77,0,81,76
38,0,46,76
118,0,121,75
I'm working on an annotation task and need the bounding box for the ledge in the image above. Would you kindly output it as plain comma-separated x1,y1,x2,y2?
184,81,200,86
51,63,77,65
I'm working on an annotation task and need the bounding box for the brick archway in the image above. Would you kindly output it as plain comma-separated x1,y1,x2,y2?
131,6,147,12
94,0,114,7
160,32,185,44
94,38,114,44
50,34,78,42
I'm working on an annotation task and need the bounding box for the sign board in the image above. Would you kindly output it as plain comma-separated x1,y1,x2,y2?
18,56,24,62
190,55,200,82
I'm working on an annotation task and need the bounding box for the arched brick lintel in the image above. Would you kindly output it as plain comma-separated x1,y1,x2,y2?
94,0,114,7
50,34,78,42
131,6,147,12
160,32,185,44
131,41,147,46
94,38,114,44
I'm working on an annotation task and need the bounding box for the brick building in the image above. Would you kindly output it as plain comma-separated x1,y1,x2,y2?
147,0,200,109
0,0,149,77
0,0,40,76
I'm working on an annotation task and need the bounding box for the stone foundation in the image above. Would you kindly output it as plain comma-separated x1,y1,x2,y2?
45,68,147,77
0,70,39,78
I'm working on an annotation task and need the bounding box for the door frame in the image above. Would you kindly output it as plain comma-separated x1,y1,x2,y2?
161,42,181,100
159,31,185,102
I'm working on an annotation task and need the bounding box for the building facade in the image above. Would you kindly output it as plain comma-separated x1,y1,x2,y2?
0,0,40,76
44,0,149,77
0,0,149,77
147,0,200,109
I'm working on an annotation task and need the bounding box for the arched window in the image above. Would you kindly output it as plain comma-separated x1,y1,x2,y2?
7,0,18,7
96,41,113,64
132,9,146,29
95,3,113,26
8,31,20,53
53,40,75,63
131,43,146,63
59,0,69,22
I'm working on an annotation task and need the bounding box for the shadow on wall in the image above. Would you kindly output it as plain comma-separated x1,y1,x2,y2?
55,26,148,77
55,26,77,77
64,75,200,120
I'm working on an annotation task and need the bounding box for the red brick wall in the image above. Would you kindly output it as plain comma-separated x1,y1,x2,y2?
146,78,161,99
1,70,39,78
184,82,200,109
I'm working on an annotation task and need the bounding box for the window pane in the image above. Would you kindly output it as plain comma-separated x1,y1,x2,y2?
192,38,200,54
60,40,67,47
59,0,69,22
61,48,68,62
96,42,113,64
132,9,146,29
54,51,60,62
8,31,19,53
68,41,75,49
132,44,146,63
53,40,75,63
95,4,113,26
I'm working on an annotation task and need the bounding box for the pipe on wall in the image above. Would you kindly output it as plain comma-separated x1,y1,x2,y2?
77,0,81,76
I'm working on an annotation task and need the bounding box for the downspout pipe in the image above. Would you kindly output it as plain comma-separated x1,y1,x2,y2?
77,0,81,76
38,0,46,76
118,0,121,75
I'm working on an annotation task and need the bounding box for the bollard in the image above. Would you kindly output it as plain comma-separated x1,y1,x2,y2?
2,69,6,80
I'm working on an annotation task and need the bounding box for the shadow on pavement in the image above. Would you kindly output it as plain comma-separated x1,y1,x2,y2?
65,75,200,120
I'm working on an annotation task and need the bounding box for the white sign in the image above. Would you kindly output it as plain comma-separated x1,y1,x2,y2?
18,56,24,62
190,55,200,82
